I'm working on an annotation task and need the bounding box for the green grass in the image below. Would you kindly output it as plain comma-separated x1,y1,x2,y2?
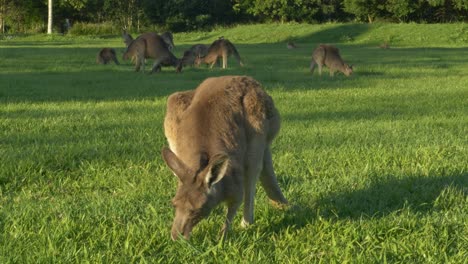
1,23,467,263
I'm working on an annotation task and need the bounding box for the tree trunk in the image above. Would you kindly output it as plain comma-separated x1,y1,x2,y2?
0,0,4,34
47,0,52,34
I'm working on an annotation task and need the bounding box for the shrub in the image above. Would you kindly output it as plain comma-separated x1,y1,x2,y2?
68,22,119,36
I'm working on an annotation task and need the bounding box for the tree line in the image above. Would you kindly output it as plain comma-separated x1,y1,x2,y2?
1,0,467,34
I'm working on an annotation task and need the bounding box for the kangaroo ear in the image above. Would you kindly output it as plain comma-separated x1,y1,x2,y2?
204,154,229,188
162,147,189,181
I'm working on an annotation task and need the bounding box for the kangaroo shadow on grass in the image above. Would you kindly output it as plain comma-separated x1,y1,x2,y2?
354,71,385,77
294,23,371,45
255,173,467,236
317,173,467,219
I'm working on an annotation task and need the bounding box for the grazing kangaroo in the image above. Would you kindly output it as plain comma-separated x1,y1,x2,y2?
162,76,289,240
96,48,119,65
194,38,244,69
287,41,297,49
379,42,390,49
180,44,209,66
122,32,182,73
310,44,353,77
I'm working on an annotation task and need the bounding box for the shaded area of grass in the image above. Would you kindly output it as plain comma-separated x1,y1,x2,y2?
319,173,468,218
0,44,466,102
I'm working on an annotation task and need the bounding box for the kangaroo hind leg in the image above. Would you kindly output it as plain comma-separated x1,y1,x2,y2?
242,138,266,227
150,58,163,74
222,50,228,69
310,60,316,74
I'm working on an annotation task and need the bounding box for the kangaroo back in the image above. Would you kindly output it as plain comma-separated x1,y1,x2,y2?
129,32,181,73
312,45,326,64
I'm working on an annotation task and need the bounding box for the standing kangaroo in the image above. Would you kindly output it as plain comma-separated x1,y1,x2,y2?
194,38,244,69
122,32,182,73
162,76,288,240
310,44,353,77
96,48,119,65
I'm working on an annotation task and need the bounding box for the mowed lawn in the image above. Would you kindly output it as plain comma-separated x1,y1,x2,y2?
0,24,467,263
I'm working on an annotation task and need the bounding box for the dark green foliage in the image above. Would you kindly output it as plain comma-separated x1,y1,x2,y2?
0,0,467,34
384,0,416,22
343,0,388,23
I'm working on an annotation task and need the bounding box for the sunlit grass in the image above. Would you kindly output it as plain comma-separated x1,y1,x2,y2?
1,23,467,263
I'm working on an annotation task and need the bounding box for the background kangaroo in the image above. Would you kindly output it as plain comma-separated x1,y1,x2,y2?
194,38,244,69
310,44,353,77
162,76,288,240
287,41,298,49
122,30,175,50
180,44,209,66
122,32,182,73
96,48,119,65
379,42,390,49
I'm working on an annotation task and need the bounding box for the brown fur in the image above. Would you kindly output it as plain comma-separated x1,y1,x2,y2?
122,32,182,73
162,76,288,240
379,42,390,49
310,44,353,77
194,39,244,69
180,44,209,66
96,48,119,65
287,41,297,49
123,30,174,50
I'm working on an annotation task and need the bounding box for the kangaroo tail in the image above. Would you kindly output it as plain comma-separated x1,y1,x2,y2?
227,41,243,67
310,60,316,73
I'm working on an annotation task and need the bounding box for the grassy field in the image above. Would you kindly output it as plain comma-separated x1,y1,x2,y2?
1,23,467,263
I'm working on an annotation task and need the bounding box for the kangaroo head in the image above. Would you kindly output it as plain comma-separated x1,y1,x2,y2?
122,45,134,61
122,46,129,60
344,64,353,76
180,51,194,66
122,51,129,61
162,147,229,240
194,56,202,67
